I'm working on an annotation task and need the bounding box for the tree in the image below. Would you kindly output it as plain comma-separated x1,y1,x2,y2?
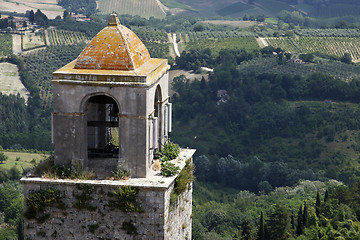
28,10,35,23
316,191,321,217
257,211,265,240
241,220,252,240
296,205,303,236
266,204,292,239
341,53,352,64
63,10,70,20
0,152,7,164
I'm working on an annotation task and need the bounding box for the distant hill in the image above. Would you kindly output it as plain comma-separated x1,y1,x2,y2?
160,0,360,20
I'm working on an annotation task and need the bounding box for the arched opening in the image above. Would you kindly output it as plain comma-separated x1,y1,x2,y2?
85,95,119,159
154,85,162,149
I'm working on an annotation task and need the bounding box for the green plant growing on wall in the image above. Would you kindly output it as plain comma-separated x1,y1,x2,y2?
161,140,180,162
73,184,96,211
25,188,66,223
34,156,95,180
112,168,130,180
161,161,180,177
108,186,143,213
170,159,194,206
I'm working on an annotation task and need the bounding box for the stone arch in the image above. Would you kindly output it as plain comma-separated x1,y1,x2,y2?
82,93,120,176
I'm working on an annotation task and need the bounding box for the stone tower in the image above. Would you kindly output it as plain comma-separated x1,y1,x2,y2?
22,14,194,240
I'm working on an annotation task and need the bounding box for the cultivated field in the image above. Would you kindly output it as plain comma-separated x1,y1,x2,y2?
265,36,360,62
201,20,256,28
0,63,29,102
97,0,166,19
0,0,64,19
0,34,12,56
295,37,360,62
46,28,91,46
0,151,48,171
184,37,260,55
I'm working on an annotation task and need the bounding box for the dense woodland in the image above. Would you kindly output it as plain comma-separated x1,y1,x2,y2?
3,3,360,239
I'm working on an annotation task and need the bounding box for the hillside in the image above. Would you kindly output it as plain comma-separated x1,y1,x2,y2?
161,0,360,20
97,0,167,19
0,0,64,19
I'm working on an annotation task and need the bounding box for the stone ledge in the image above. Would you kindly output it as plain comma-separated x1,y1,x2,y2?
21,149,195,189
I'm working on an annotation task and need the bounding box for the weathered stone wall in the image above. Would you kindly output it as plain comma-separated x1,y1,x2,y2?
22,150,195,240
164,182,193,240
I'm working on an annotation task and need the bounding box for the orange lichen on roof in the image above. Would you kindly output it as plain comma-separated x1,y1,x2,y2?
74,14,151,71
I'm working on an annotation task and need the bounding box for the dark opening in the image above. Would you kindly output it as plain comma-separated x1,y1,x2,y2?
86,95,119,158
154,86,162,149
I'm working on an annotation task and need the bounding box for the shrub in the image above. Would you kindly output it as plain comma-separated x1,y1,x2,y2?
112,168,130,180
161,162,180,177
161,140,180,162
108,186,142,212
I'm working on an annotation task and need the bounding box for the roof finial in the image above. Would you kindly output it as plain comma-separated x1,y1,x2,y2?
108,12,120,26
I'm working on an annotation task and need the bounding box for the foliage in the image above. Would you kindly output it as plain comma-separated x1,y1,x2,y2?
108,186,142,212
160,140,180,162
35,156,95,180
160,162,180,177
24,188,65,222
73,184,96,211
170,160,194,205
0,152,8,164
112,168,130,180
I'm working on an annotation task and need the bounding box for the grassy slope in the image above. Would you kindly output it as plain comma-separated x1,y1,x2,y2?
0,152,48,171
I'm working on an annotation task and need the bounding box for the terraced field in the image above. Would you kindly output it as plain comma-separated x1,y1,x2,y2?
97,0,166,19
46,28,91,46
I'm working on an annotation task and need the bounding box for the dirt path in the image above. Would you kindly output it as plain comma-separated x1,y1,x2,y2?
173,33,181,57
173,33,180,57
168,33,176,58
12,34,22,55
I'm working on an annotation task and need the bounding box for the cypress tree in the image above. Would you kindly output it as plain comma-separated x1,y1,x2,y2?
316,191,321,217
257,211,265,240
303,202,308,228
324,189,329,202
296,205,303,236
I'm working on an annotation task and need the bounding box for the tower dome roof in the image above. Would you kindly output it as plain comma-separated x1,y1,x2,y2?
74,13,151,71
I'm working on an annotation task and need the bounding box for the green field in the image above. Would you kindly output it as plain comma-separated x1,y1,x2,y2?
265,36,360,62
0,34,12,57
265,37,299,52
46,29,91,46
237,56,360,82
0,151,48,171
98,0,166,19
295,37,360,62
185,37,260,55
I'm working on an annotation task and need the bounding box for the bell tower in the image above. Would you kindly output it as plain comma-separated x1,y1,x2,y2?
52,13,170,178
22,14,195,240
